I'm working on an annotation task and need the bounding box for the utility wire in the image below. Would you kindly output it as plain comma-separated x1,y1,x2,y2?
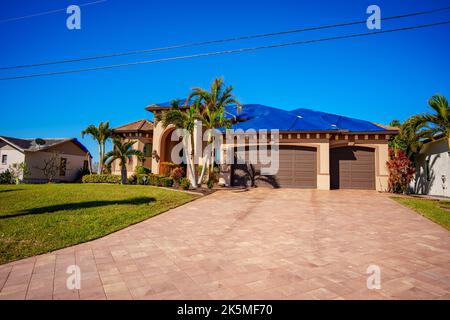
1,20,449,81
0,0,107,24
1,5,450,70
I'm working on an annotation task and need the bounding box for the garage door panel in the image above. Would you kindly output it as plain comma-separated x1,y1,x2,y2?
330,147,375,190
232,145,317,188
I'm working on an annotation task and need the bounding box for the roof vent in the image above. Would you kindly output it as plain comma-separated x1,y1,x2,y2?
297,115,303,119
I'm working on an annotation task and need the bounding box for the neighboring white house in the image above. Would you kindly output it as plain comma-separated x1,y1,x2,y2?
413,137,450,198
0,136,91,183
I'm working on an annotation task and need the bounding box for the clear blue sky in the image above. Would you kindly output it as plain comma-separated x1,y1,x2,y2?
1,0,449,160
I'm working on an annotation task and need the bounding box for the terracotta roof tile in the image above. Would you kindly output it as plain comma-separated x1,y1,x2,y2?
113,119,153,133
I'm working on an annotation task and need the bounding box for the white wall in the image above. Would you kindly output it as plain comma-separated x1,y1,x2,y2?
413,138,450,197
0,143,25,176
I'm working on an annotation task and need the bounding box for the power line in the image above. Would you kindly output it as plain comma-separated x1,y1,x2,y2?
1,20,449,81
1,5,450,70
0,0,107,24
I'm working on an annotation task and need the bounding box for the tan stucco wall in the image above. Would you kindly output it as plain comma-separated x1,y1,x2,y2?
24,151,86,182
111,135,153,177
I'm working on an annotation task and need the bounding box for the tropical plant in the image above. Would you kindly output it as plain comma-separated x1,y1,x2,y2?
389,116,430,161
8,162,30,184
418,94,450,147
186,77,241,183
156,99,201,188
104,139,144,184
81,121,112,174
386,149,416,194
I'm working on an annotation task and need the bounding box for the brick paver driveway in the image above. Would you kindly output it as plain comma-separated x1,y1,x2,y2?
1,189,450,300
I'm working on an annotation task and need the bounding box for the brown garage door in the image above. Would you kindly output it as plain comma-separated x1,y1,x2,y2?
330,147,375,190
232,145,317,188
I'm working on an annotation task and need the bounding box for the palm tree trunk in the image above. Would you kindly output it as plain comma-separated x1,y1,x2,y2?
121,164,127,185
97,145,102,174
189,132,198,188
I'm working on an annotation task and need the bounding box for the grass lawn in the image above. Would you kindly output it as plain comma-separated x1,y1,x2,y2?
391,196,450,231
0,184,198,264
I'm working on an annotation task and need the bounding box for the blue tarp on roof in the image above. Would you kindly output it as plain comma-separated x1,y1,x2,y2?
154,101,387,132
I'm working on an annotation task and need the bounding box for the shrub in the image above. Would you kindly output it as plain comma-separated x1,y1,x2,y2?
149,174,174,187
135,166,151,175
160,162,177,177
179,177,191,190
170,167,185,182
0,170,13,184
136,174,151,185
127,174,137,185
386,149,416,194
82,174,121,184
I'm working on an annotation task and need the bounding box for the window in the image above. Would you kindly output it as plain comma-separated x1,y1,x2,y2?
59,158,67,176
1,154,6,165
144,143,153,157
83,160,89,171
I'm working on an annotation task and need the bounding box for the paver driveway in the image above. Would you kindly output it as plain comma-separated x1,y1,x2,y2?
1,189,450,300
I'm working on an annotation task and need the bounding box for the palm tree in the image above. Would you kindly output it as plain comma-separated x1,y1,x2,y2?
390,116,430,161
81,121,112,174
186,77,241,182
156,99,201,188
104,138,144,184
419,94,450,147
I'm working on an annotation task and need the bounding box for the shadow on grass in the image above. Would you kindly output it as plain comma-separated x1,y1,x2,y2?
0,197,156,220
0,189,24,194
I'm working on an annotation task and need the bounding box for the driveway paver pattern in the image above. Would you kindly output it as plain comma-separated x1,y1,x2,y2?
1,189,449,300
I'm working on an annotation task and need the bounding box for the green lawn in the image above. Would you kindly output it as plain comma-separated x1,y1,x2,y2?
0,184,198,264
391,196,450,231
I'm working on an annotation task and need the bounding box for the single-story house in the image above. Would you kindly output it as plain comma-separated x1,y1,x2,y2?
0,136,91,183
134,102,397,191
413,137,450,197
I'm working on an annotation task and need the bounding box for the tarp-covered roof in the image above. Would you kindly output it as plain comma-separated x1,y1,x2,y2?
151,101,391,132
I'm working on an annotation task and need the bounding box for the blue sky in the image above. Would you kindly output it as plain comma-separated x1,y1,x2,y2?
1,0,449,160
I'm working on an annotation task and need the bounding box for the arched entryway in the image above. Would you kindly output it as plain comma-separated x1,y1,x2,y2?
159,127,184,173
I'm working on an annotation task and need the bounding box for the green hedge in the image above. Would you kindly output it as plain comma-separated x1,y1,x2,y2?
133,174,174,187
82,174,121,184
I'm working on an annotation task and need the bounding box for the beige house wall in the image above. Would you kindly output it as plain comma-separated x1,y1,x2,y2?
112,134,153,177
25,151,86,183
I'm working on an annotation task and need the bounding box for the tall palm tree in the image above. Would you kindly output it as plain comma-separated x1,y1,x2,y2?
419,94,450,147
104,138,144,184
156,99,201,188
186,77,241,182
81,121,112,174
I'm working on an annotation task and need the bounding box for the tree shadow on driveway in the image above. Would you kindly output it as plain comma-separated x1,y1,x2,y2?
0,197,156,220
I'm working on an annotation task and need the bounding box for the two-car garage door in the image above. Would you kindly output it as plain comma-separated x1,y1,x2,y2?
231,145,375,190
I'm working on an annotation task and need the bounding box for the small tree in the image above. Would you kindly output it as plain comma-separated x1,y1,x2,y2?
386,149,416,194
35,152,66,182
104,139,144,184
8,162,30,184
